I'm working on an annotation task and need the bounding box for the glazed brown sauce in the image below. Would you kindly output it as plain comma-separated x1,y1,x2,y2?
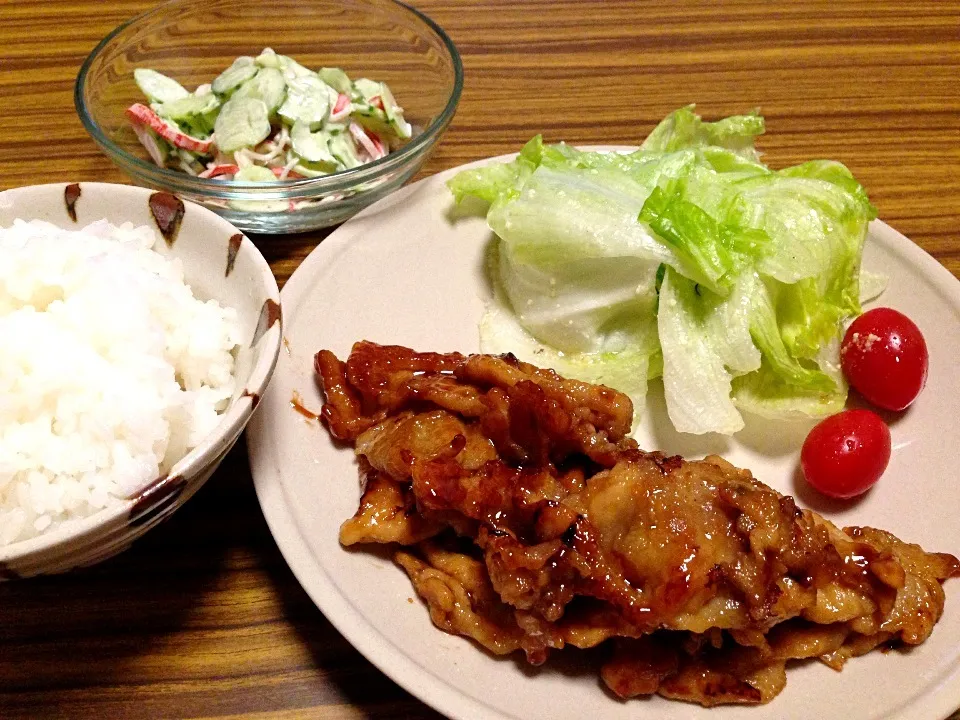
290,391,319,421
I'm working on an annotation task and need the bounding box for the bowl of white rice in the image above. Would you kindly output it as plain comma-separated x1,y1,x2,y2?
0,182,281,578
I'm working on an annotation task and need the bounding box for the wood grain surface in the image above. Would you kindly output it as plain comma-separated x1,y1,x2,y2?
1,1,958,718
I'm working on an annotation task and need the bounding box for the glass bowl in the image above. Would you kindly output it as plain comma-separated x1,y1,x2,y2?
75,0,462,234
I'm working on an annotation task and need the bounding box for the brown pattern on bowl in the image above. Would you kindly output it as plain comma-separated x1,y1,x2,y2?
225,232,244,277
148,191,185,245
252,299,282,347
64,183,81,221
0,182,281,578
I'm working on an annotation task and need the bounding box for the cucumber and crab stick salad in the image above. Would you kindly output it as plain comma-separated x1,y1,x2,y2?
126,48,412,181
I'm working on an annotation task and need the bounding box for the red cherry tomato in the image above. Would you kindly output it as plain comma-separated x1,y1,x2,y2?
801,409,891,499
841,307,928,411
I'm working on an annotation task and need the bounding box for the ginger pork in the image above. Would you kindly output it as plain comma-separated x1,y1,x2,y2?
315,341,958,707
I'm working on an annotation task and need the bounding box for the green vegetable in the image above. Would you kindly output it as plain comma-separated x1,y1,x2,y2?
134,69,189,104
450,106,880,434
211,56,258,96
378,83,412,139
328,132,364,169
352,78,382,101
279,57,314,81
252,49,312,79
657,268,760,434
154,92,220,137
278,75,332,130
132,49,413,177
351,104,392,137
317,67,352,94
478,250,659,429
641,105,765,160
254,48,283,69
214,96,271,153
291,121,337,167
233,67,287,115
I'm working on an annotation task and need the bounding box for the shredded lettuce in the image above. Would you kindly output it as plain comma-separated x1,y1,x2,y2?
449,106,881,435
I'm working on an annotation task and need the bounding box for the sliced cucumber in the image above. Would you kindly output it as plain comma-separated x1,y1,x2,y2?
352,78,382,102
278,76,330,130
351,90,411,140
279,57,314,81
378,83,412,139
214,96,271,152
254,48,281,69
176,148,205,174
234,165,276,182
351,105,392,137
182,83,221,138
212,56,257,96
134,68,189,104
145,102,211,140
154,135,174,165
390,118,412,140
290,161,332,177
317,67,352,94
167,110,217,140
256,47,311,77
181,114,216,138
156,92,220,122
133,52,408,185
378,83,399,122
328,132,363,169
233,68,287,115
188,101,222,138
290,121,338,167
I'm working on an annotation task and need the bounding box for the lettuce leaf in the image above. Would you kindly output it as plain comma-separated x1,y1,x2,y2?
641,105,766,161
657,269,760,434
451,107,879,434
479,264,659,429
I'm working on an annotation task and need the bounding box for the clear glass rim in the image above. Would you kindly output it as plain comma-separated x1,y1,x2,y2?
74,0,463,200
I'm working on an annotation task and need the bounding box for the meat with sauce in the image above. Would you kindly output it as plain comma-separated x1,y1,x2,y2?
316,341,959,707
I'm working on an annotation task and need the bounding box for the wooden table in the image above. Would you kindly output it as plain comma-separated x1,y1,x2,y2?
1,1,958,718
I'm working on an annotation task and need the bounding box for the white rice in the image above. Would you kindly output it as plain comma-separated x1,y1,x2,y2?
0,219,241,545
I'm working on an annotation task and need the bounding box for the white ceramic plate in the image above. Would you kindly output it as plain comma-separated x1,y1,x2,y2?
248,154,960,720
